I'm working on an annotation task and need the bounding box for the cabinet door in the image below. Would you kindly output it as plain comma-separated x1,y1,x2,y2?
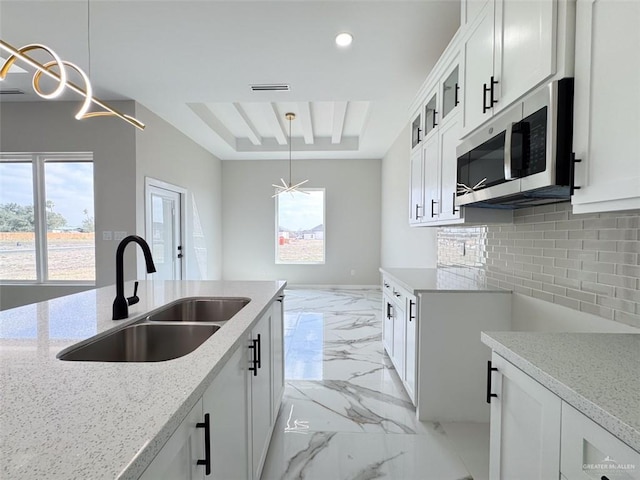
391,294,405,378
250,311,273,480
442,65,460,120
572,0,640,213
272,296,285,421
494,0,556,112
424,92,439,138
382,295,394,356
560,402,640,480
437,113,462,222
409,148,424,224
422,133,441,221
462,0,495,136
404,296,417,405
411,112,422,150
139,400,205,480
202,345,250,480
489,353,561,480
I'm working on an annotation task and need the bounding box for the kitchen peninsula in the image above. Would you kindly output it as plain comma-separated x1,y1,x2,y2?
0,280,286,479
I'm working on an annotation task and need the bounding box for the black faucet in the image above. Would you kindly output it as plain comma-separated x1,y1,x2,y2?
112,235,157,320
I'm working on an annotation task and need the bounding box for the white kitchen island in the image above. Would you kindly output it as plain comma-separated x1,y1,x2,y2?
0,280,286,479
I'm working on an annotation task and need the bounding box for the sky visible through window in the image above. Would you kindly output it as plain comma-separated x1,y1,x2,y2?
0,162,94,227
277,190,324,231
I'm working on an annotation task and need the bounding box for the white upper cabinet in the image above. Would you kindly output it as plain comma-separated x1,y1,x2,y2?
571,0,640,213
461,0,572,138
462,1,496,135
494,0,556,112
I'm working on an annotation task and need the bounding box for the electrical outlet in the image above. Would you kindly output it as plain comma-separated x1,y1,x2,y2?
114,231,127,241
350,269,356,276
102,231,112,241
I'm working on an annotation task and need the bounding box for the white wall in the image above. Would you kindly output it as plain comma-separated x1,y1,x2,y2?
0,101,137,309
222,158,381,285
134,104,222,280
380,125,437,267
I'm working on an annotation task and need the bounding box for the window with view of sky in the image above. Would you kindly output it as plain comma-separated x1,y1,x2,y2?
275,189,325,264
0,154,95,282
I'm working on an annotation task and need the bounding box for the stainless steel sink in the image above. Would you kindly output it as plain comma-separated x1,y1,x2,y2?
145,297,250,323
57,323,220,362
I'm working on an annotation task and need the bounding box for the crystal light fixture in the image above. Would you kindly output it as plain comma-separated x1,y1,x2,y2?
0,39,145,130
272,112,309,197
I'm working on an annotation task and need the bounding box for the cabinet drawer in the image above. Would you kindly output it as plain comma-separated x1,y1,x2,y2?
561,402,640,480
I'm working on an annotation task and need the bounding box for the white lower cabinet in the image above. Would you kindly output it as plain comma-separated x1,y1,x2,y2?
203,345,250,480
271,295,285,422
381,275,510,415
139,400,206,480
488,353,640,480
140,300,284,480
488,353,561,480
249,309,273,480
382,278,415,404
561,402,640,480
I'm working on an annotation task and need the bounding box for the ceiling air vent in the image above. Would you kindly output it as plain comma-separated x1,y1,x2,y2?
0,88,25,95
250,84,290,92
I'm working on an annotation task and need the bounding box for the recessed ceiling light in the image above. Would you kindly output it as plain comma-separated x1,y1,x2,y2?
335,32,353,47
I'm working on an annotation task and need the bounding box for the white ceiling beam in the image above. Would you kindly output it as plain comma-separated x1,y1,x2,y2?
237,136,359,152
187,103,236,149
297,102,314,144
331,101,348,144
260,103,287,145
233,103,262,146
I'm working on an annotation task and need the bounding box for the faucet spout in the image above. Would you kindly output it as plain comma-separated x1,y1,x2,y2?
112,235,157,320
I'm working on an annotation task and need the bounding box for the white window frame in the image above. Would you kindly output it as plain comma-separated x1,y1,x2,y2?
0,152,95,285
274,187,326,265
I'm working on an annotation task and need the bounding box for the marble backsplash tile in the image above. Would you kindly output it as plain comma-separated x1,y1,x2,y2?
437,203,640,328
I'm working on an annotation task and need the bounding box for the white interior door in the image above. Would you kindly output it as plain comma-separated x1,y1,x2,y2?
147,184,183,280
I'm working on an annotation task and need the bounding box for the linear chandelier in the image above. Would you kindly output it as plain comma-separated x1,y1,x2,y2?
272,112,309,197
0,39,145,130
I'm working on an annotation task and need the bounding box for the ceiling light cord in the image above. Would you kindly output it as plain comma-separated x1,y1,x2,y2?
272,112,309,197
288,114,292,187
87,0,91,77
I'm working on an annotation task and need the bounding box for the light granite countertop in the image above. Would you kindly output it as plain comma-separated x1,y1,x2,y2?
0,280,286,480
482,331,640,452
379,267,509,293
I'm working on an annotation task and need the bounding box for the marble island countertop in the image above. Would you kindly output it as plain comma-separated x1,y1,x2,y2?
379,267,508,293
482,331,640,452
0,280,286,480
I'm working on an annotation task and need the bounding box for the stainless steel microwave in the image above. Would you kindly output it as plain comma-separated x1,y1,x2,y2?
456,78,575,208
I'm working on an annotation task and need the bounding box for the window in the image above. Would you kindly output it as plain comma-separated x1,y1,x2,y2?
0,153,95,283
275,189,325,264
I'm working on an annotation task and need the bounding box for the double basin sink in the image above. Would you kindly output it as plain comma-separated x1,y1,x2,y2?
57,297,250,362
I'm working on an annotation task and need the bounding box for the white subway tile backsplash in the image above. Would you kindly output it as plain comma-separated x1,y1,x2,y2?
437,204,640,328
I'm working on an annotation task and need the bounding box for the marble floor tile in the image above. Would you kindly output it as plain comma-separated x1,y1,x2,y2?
262,430,471,480
263,288,472,480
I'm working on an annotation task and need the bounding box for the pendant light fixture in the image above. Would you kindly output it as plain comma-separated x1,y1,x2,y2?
0,0,145,130
272,112,309,197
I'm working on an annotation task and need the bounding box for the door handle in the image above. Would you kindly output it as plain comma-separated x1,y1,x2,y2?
196,413,211,475
452,191,459,215
248,338,258,376
486,361,498,403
